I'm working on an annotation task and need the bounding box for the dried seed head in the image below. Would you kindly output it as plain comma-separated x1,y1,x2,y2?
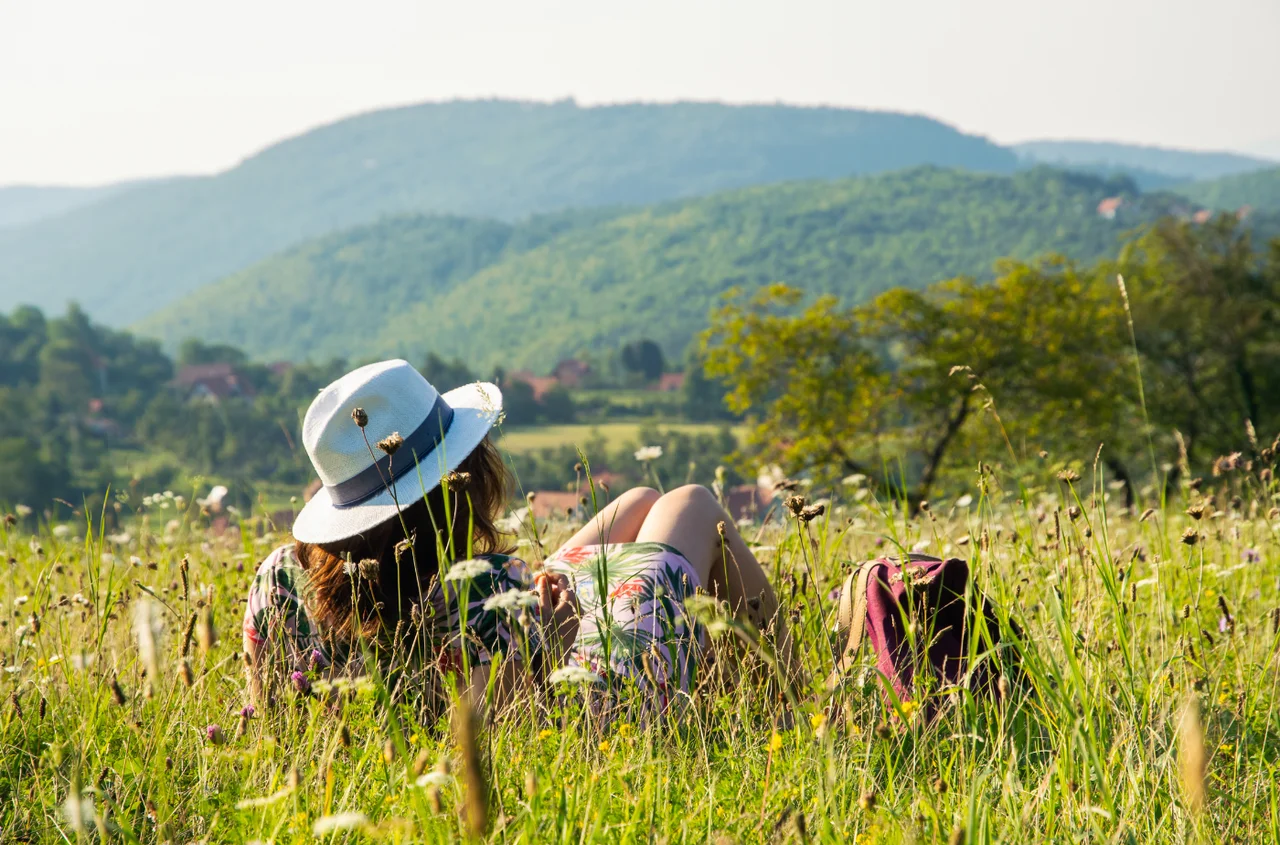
351,407,368,428
858,789,876,812
357,558,380,581
339,724,352,749
110,676,127,706
784,495,807,517
1067,506,1081,521
1056,469,1080,483
1185,504,1206,521
376,432,404,456
178,659,193,687
445,471,471,489
1139,508,1156,523
798,503,826,524
1180,528,1199,546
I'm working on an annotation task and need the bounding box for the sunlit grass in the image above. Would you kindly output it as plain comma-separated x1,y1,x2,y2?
2,455,1278,842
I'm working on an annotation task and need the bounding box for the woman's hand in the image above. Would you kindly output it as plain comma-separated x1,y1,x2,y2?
534,571,579,661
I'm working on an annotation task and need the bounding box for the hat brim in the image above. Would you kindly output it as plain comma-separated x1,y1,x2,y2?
291,381,502,544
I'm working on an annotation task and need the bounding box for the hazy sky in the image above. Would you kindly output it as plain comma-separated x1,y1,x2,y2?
2,0,1278,185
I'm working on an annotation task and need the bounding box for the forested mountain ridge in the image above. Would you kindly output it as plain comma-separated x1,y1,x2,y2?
1014,140,1274,182
0,99,1017,326
1171,167,1280,213
138,166,1201,370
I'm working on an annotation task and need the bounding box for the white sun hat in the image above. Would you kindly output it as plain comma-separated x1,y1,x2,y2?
292,359,503,544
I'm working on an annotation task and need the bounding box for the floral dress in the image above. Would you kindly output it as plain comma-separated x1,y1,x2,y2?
543,542,707,712
243,545,537,675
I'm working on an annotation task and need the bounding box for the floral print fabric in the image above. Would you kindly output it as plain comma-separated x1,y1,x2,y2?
543,542,706,711
243,545,537,673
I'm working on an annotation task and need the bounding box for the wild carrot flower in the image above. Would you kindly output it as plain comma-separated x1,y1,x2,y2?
444,559,493,582
634,445,663,462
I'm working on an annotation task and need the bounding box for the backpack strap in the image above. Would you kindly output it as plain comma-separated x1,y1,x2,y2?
832,560,879,678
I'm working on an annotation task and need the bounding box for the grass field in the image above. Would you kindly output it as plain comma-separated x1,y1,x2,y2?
496,421,742,454
2,456,1278,842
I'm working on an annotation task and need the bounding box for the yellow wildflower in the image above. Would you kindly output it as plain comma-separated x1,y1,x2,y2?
617,723,633,738
598,740,610,753
810,712,827,733
769,732,784,753
538,729,555,741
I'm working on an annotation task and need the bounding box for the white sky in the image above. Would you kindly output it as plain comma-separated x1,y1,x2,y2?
2,0,1278,186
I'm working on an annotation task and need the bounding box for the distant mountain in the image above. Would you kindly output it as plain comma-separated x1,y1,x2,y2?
0,99,1017,325
0,182,146,229
1172,167,1280,214
1014,140,1274,183
137,166,1188,370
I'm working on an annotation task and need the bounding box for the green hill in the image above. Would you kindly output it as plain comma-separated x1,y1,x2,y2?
1171,167,1280,213
0,100,1017,327
138,166,1187,370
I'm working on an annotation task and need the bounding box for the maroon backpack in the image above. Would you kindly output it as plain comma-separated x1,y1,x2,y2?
829,553,1018,718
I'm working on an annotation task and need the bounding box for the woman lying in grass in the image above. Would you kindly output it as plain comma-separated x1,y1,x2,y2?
242,359,787,715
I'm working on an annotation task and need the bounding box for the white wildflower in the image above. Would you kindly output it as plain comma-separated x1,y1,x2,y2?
52,524,70,538
107,532,132,545
496,506,531,534
415,771,453,788
15,504,31,517
841,473,867,487
955,494,974,508
312,812,369,834
198,485,229,508
483,590,539,613
634,445,663,462
548,666,605,686
13,595,28,606
444,559,493,582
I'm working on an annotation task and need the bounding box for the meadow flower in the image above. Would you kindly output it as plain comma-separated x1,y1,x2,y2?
482,589,539,612
313,812,369,834
548,666,605,686
634,445,663,462
955,494,973,508
206,724,224,744
15,504,31,517
538,728,555,740
768,732,784,753
416,771,452,787
290,671,312,695
444,558,493,582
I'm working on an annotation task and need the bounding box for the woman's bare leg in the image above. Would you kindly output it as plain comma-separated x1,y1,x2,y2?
635,485,774,613
554,486,661,551
634,485,800,688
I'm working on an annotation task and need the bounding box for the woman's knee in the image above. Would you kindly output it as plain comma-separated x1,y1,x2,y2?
617,486,661,511
652,484,720,516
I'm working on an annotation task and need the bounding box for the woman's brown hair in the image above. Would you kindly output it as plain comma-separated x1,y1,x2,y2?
295,435,513,642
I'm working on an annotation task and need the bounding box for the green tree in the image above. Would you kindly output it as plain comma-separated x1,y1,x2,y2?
620,339,666,382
